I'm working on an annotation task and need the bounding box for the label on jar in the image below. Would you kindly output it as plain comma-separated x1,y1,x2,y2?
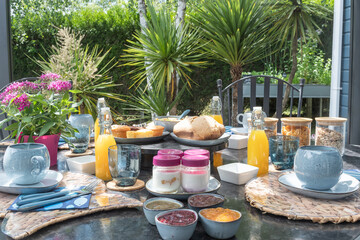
152,169,180,193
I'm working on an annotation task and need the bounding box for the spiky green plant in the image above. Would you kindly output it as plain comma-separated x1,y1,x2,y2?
33,28,123,119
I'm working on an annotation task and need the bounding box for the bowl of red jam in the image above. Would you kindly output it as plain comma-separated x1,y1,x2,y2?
188,193,225,212
155,209,198,240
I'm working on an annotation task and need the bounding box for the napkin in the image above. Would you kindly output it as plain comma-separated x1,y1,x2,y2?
344,169,360,181
8,187,92,212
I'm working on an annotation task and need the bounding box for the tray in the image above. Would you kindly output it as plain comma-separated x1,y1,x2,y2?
170,132,231,147
114,131,170,145
145,176,221,200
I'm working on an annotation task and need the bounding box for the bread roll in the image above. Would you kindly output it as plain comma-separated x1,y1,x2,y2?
173,116,225,140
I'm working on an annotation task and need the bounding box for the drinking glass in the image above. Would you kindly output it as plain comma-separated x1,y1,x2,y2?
68,114,94,153
108,144,141,186
269,135,299,170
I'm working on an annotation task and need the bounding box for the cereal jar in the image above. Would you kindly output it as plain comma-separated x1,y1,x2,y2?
315,117,347,155
281,117,312,147
264,118,278,138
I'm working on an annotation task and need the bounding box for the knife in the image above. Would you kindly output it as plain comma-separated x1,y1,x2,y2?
17,192,90,212
17,191,70,206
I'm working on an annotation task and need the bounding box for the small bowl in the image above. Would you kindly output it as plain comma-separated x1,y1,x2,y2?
66,156,95,175
143,197,184,225
199,208,241,239
155,209,198,240
188,193,225,212
217,163,259,185
154,116,181,132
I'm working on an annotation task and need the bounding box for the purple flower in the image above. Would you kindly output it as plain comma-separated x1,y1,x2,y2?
1,92,30,111
47,80,72,93
2,81,39,95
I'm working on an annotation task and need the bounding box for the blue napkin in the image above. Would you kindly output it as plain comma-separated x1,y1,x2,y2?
225,126,233,134
344,169,360,180
8,187,92,211
58,137,66,147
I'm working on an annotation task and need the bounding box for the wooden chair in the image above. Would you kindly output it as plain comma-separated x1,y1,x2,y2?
0,77,39,140
217,75,305,132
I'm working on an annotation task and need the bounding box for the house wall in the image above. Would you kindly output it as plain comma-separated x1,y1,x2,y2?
340,0,351,119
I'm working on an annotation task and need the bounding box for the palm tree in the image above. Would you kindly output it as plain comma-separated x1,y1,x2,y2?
123,3,206,114
193,0,278,124
270,0,332,111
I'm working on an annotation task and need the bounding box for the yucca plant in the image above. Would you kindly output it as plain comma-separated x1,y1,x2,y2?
33,28,123,119
122,3,206,107
193,0,278,124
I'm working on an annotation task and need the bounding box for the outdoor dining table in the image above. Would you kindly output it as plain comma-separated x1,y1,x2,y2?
1,142,360,240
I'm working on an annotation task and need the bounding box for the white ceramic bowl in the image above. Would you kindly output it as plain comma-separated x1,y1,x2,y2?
199,208,241,239
155,209,198,240
143,197,184,225
66,156,95,175
217,163,258,185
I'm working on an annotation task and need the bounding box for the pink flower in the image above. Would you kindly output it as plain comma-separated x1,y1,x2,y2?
1,92,30,111
40,73,61,81
2,81,39,95
47,80,72,93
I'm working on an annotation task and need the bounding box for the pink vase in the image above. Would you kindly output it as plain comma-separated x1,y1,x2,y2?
19,134,60,167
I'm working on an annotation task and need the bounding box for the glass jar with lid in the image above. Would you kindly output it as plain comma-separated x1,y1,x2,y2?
281,117,312,147
181,155,210,193
264,118,278,139
315,117,347,155
157,149,184,157
152,155,181,193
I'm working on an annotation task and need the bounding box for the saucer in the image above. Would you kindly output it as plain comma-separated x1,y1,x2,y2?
146,176,221,200
231,127,248,135
278,172,359,200
0,170,63,195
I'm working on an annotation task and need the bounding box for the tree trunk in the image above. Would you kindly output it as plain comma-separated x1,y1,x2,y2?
230,65,243,126
138,0,147,33
282,33,298,113
170,0,187,115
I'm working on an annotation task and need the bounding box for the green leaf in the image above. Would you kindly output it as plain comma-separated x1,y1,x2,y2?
39,121,55,136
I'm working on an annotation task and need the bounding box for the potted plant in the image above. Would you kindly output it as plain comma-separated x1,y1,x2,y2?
0,73,80,166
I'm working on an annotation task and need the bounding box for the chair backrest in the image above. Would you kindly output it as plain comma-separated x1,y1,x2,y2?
217,75,305,131
0,77,39,140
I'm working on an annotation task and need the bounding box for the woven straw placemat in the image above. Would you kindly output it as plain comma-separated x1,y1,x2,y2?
245,172,360,224
107,179,145,192
0,172,143,239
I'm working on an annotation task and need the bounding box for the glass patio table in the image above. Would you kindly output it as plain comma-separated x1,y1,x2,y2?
1,144,360,240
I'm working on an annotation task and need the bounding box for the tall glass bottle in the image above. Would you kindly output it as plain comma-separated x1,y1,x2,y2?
247,106,269,176
210,96,223,124
95,98,107,142
95,107,116,181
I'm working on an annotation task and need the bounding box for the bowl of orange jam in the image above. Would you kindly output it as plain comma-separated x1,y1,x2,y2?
199,207,241,239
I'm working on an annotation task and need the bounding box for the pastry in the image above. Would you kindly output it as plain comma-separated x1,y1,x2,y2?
146,125,164,137
111,125,131,138
173,116,225,140
126,129,153,138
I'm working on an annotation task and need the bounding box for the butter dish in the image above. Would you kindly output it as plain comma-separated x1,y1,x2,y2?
217,163,258,185
67,156,95,175
228,134,248,149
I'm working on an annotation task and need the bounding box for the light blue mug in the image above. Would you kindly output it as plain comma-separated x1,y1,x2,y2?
3,143,50,185
294,146,343,190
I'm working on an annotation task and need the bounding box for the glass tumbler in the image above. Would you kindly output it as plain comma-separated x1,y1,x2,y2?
68,114,94,153
269,135,299,170
108,144,141,186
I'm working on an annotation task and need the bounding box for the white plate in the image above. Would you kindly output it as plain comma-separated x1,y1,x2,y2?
114,131,170,145
146,176,221,200
230,127,249,135
0,170,63,195
170,132,231,147
278,172,359,200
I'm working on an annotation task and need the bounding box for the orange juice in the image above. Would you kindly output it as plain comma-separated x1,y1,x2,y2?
94,118,100,142
247,129,269,176
213,152,223,167
95,134,116,181
211,115,223,125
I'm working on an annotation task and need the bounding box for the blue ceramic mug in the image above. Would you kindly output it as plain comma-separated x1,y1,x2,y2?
294,146,343,190
3,143,50,185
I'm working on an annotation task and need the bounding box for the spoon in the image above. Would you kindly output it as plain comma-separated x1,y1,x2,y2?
178,109,190,120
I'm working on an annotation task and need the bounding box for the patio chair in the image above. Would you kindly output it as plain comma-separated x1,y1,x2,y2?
0,77,38,140
217,75,305,132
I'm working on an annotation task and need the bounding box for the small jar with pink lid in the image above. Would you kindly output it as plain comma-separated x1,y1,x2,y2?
152,155,181,193
157,149,184,157
183,149,210,158
181,155,210,193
